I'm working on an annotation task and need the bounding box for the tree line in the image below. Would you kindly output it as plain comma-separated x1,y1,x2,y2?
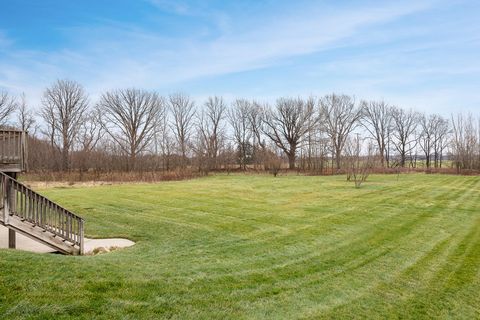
1,79,479,176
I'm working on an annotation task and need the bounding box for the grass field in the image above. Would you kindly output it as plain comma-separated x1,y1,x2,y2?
1,174,479,319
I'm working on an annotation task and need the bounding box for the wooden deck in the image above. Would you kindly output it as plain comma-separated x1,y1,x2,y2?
0,130,27,173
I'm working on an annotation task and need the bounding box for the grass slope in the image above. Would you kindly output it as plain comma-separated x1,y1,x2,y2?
1,174,479,319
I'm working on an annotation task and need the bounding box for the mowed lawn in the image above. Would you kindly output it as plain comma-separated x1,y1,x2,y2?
1,174,480,319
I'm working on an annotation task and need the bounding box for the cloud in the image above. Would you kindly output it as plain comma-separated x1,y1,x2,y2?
93,2,434,85
2,0,478,116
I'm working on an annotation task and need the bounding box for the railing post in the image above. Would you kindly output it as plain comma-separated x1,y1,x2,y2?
9,173,16,214
21,131,28,172
3,175,9,224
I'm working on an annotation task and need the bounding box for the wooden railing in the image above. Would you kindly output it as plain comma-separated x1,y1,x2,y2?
0,172,84,254
0,130,27,171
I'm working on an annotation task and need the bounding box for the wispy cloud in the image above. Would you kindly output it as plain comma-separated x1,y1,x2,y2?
33,3,430,83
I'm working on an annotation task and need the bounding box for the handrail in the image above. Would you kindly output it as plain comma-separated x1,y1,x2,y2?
0,130,27,171
0,172,84,254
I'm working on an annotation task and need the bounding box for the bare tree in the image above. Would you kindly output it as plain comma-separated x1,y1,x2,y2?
431,115,450,168
319,94,361,171
246,101,267,167
418,114,434,169
154,106,174,171
169,93,196,168
0,90,16,127
263,97,318,169
416,114,450,169
40,79,89,170
196,96,227,171
39,100,59,170
16,93,37,134
264,149,283,177
228,99,252,170
151,99,169,170
450,113,479,171
344,134,375,188
97,88,162,171
218,141,237,173
361,100,392,167
391,107,419,167
75,109,104,172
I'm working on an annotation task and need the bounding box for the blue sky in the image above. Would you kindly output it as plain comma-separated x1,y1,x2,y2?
0,0,479,114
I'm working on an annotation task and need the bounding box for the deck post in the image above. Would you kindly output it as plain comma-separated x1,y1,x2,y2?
3,174,16,248
8,229,15,249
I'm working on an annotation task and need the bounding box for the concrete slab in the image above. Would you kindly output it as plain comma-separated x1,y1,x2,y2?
0,225,135,255
0,224,56,253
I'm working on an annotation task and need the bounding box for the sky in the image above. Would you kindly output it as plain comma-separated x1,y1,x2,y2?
0,0,479,114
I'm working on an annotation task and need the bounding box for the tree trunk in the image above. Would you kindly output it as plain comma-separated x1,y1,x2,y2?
129,154,136,171
61,146,69,171
288,152,295,170
379,146,385,167
335,146,342,171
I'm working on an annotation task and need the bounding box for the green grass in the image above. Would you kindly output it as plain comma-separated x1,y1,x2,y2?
1,174,480,319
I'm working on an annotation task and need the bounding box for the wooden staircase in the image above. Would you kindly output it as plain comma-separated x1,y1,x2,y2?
0,130,84,255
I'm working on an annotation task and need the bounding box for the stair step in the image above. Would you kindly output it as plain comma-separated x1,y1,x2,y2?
1,215,80,255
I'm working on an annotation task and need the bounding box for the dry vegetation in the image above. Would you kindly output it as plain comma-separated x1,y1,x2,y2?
1,81,479,182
